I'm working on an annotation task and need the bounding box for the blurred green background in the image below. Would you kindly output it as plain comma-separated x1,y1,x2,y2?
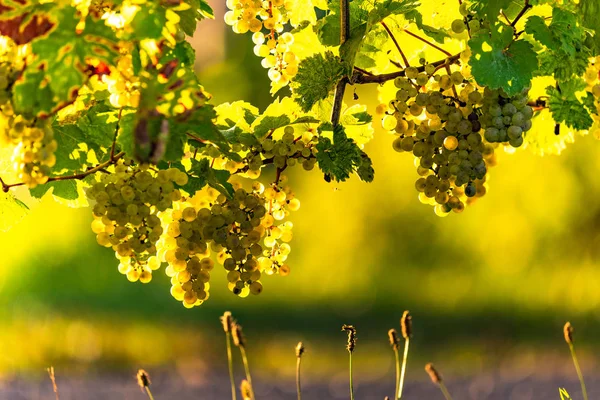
1,2,600,389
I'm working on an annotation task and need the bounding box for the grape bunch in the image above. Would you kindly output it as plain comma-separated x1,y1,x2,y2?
9,117,57,188
480,88,533,148
156,178,299,308
1,60,58,188
381,70,495,215
224,0,298,86
253,179,298,276
451,3,491,37
86,162,187,283
248,125,317,173
252,31,298,86
199,124,317,178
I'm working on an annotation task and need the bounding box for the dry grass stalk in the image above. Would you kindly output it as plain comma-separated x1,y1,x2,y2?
240,379,253,400
47,366,59,400
341,324,357,400
296,342,305,400
563,322,588,400
400,311,412,339
232,322,255,400
222,312,237,400
136,369,156,400
425,363,453,400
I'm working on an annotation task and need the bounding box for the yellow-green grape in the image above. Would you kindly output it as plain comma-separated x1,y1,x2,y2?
382,114,397,131
4,116,57,189
443,136,458,151
87,162,185,283
451,19,466,33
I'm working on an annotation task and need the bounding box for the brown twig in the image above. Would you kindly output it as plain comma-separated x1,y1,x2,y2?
354,66,374,76
110,108,123,160
47,367,59,400
1,152,126,192
510,0,531,27
404,29,452,57
331,0,351,127
354,53,461,84
381,21,410,67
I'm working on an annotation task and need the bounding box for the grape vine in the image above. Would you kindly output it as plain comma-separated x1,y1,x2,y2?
0,0,599,306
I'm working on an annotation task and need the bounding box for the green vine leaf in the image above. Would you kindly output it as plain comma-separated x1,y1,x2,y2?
293,51,346,112
469,23,538,96
0,191,29,232
316,125,369,182
546,82,594,131
26,5,119,111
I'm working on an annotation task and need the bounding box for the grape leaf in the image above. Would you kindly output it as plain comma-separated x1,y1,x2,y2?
525,16,554,48
357,153,374,182
116,111,137,160
214,101,259,132
469,0,513,23
526,7,591,83
403,9,449,44
29,180,79,200
129,4,167,39
546,83,593,131
537,49,590,82
12,69,55,116
253,115,291,138
177,0,215,36
221,126,260,147
293,51,346,112
469,23,538,96
0,191,29,232
367,0,419,26
28,5,119,109
189,158,234,198
316,125,368,182
0,1,54,45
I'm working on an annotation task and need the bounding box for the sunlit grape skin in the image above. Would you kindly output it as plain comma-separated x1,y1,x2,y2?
383,69,494,215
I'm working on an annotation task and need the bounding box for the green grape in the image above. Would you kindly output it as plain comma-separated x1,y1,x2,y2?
451,19,466,33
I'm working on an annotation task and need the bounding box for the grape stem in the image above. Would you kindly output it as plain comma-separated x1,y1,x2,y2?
110,108,123,160
510,0,531,28
0,151,126,192
403,29,452,57
354,53,461,84
381,21,410,68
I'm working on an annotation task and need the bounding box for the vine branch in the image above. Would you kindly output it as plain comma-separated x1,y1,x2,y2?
403,29,452,57
381,21,410,67
510,0,531,27
354,53,461,84
1,152,126,192
110,108,123,161
330,0,351,127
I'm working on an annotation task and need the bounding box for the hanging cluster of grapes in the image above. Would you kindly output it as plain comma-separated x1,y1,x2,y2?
480,88,533,148
451,3,492,38
198,124,317,178
247,126,318,173
1,60,57,188
86,162,188,283
380,66,496,215
224,0,298,86
156,181,299,308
